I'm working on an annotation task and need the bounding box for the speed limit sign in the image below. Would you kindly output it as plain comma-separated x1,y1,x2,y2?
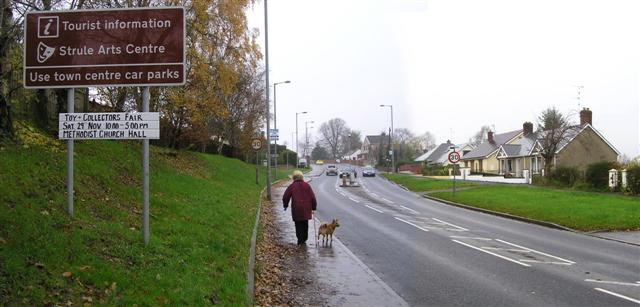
251,138,263,151
448,151,461,164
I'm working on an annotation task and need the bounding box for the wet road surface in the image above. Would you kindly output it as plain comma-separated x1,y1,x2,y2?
310,165,640,306
274,176,408,306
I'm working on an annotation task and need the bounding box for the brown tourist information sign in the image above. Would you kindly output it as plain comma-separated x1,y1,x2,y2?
23,7,185,88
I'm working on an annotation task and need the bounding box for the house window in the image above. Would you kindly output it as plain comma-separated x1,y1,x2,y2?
507,160,512,173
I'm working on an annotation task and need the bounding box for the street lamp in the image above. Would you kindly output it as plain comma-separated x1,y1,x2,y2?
295,111,307,167
380,104,395,172
272,80,291,181
264,0,272,200
305,121,314,162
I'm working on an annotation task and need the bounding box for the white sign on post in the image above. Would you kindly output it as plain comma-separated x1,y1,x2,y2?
58,112,160,139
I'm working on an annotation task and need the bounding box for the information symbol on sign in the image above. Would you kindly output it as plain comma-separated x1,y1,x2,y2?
448,151,461,164
38,16,59,38
251,138,262,150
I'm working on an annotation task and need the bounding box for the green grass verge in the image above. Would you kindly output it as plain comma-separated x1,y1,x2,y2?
0,128,291,305
431,186,640,231
381,173,478,192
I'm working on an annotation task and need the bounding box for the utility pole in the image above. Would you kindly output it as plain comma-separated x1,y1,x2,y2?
264,0,271,200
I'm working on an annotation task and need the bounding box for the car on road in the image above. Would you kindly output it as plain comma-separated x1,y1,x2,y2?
339,167,357,178
298,158,307,168
326,165,338,176
362,166,376,177
316,160,324,165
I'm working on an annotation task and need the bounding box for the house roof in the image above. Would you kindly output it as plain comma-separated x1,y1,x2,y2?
365,135,383,145
556,124,620,155
415,142,457,164
496,124,620,158
462,129,523,160
414,147,436,162
497,133,539,158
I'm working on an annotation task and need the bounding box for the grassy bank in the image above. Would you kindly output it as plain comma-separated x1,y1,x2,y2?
431,186,640,231
381,173,478,192
0,126,291,305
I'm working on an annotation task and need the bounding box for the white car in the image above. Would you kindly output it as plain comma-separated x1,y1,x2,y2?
326,165,338,176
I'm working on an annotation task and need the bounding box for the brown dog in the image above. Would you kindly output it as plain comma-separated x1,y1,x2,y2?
318,219,340,245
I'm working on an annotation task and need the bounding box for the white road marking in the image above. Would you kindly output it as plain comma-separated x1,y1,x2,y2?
451,240,531,267
394,217,429,232
495,239,575,264
370,193,379,198
594,288,640,304
381,197,394,204
586,279,640,287
432,218,469,231
400,205,419,214
348,197,360,203
365,205,383,213
449,236,492,241
481,247,531,253
518,260,573,265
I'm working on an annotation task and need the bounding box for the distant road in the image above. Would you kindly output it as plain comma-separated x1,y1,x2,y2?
310,165,640,306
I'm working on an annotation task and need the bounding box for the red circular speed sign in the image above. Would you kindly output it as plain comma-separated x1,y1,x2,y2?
448,151,461,164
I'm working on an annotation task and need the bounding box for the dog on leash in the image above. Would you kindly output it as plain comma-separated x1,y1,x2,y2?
318,219,340,245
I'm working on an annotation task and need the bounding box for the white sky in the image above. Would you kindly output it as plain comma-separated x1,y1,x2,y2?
248,0,640,158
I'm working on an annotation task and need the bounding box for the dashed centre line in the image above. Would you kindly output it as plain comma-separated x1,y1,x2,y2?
585,279,640,287
594,288,640,304
495,239,575,264
395,217,429,232
380,197,394,203
452,239,531,267
432,218,469,231
400,205,419,214
449,236,492,241
365,205,383,213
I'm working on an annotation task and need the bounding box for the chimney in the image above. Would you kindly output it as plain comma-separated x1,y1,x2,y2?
523,122,533,135
580,107,592,126
487,131,494,143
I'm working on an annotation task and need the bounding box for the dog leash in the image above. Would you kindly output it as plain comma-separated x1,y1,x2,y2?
313,211,318,247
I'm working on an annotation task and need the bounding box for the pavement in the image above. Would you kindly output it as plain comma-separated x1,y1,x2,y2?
273,182,409,307
589,231,640,246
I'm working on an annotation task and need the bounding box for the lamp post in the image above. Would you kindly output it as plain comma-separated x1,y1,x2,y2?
272,80,290,181
380,104,395,172
305,120,314,162
264,0,272,200
295,111,307,167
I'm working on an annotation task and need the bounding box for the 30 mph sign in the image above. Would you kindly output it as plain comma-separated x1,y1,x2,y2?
448,151,461,164
251,138,263,151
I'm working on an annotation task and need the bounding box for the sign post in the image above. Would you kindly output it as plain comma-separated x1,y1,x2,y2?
448,151,461,196
269,129,279,181
252,138,263,185
24,7,185,245
66,89,74,216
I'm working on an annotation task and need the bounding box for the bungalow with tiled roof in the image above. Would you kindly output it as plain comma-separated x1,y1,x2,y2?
496,108,619,177
461,129,523,174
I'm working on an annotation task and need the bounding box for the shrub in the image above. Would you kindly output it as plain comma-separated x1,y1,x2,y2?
550,166,581,186
585,161,618,190
626,164,640,195
422,164,457,176
531,174,549,186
